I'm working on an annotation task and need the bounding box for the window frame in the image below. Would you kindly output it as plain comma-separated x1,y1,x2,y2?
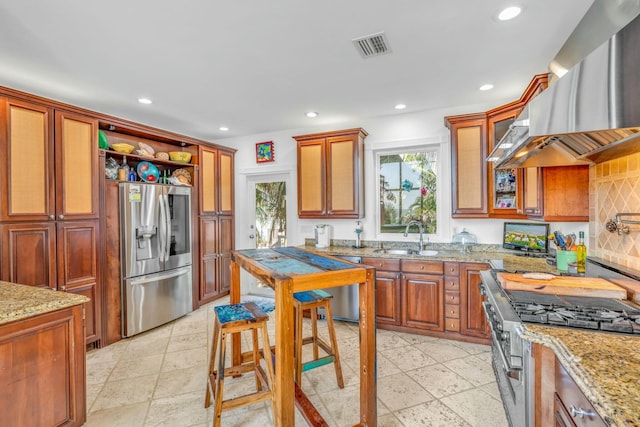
374,139,449,243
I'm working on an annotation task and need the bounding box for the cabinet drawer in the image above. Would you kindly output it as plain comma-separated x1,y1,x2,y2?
445,304,460,319
444,262,459,276
401,260,443,275
362,257,400,272
555,360,606,427
445,318,460,331
445,292,460,304
444,277,460,291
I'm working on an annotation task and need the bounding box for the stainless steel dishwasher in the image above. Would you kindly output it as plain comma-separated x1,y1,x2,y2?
322,255,361,322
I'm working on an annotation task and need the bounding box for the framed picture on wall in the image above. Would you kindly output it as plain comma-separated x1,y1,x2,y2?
256,141,275,163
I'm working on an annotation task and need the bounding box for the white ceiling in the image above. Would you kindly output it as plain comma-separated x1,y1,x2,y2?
0,0,594,142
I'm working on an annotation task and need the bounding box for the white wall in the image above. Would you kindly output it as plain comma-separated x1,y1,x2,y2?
219,104,587,251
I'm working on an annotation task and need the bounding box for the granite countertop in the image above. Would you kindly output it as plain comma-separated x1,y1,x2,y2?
522,325,640,427
0,281,89,326
304,243,559,274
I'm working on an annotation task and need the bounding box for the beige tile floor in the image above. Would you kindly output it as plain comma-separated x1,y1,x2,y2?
85,297,509,427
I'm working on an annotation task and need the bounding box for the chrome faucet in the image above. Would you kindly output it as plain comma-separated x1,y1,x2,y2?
404,220,425,252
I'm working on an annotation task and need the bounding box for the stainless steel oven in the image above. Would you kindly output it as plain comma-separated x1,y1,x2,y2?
481,271,534,427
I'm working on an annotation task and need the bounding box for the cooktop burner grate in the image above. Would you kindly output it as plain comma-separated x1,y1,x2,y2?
508,290,640,334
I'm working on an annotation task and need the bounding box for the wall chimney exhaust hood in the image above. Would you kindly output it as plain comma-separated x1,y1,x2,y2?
488,5,640,169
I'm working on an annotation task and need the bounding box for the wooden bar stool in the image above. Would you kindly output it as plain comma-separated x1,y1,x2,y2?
204,302,275,427
294,289,344,388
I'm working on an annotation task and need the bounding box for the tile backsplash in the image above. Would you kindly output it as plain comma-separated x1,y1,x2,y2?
590,152,640,271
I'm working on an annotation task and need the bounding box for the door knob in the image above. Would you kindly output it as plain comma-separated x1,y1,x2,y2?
249,234,255,239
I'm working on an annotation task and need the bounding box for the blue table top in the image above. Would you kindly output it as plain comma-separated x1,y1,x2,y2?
235,247,358,276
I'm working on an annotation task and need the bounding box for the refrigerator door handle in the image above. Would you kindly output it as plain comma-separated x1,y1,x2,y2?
163,192,172,261
158,194,167,262
129,266,191,286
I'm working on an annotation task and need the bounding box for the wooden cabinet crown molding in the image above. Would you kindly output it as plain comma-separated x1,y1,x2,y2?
0,85,236,153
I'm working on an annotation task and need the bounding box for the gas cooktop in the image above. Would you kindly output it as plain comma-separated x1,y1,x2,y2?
507,289,640,334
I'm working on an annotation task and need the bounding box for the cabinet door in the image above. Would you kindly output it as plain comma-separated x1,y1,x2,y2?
0,98,55,221
326,134,361,217
55,111,99,220
200,147,218,214
0,306,86,427
0,222,57,289
487,108,523,218
217,215,234,293
541,166,589,222
375,270,401,325
199,216,220,302
297,138,326,217
219,150,234,216
402,273,444,331
449,116,488,217
523,167,543,216
460,263,490,339
57,220,101,344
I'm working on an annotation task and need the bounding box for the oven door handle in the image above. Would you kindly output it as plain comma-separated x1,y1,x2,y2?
483,302,522,380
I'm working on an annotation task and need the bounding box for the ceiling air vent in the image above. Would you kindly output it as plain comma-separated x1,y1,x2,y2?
352,32,391,58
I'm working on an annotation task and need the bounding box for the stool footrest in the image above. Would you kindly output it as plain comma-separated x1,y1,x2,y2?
302,355,335,372
221,389,273,412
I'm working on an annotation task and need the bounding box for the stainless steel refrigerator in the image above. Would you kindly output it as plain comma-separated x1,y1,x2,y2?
119,182,193,337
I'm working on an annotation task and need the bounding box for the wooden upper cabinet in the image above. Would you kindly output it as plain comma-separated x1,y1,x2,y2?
528,166,589,222
294,128,367,219
0,98,55,221
446,74,550,219
446,114,488,217
199,146,234,215
55,110,99,220
0,100,98,221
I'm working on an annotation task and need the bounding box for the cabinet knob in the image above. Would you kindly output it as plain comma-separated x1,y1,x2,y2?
377,263,382,267
420,265,424,270
60,285,66,291
449,267,455,272
49,214,55,220
450,310,455,314
569,405,595,419
450,295,455,300
58,214,64,219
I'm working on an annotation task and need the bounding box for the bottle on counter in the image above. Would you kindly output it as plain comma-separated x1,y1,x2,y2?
117,156,129,181
576,231,587,274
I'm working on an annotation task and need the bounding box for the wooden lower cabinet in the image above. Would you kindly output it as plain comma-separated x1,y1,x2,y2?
362,257,489,344
459,263,490,338
0,220,101,345
402,273,444,331
199,215,233,303
533,343,606,427
363,258,402,326
0,304,86,427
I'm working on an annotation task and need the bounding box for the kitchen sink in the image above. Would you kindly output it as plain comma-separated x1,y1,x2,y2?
373,249,439,256
417,250,438,256
373,249,417,255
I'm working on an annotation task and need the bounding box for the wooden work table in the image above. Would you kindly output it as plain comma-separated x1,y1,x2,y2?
230,247,377,426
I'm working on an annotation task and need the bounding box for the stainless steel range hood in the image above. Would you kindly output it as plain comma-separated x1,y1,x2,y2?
488,7,640,169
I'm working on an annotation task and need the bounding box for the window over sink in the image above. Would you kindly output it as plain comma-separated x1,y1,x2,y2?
377,147,439,237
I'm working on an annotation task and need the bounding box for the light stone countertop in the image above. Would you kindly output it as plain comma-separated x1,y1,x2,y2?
522,325,640,427
0,281,89,325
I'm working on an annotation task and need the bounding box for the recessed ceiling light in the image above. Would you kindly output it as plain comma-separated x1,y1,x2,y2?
479,84,494,91
498,6,521,21
395,104,406,110
219,126,229,131
305,112,318,118
138,97,152,104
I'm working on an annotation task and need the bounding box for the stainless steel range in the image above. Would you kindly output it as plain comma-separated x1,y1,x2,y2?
479,258,640,427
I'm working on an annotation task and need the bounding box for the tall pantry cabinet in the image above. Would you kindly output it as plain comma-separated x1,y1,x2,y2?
198,146,235,304
0,97,102,345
